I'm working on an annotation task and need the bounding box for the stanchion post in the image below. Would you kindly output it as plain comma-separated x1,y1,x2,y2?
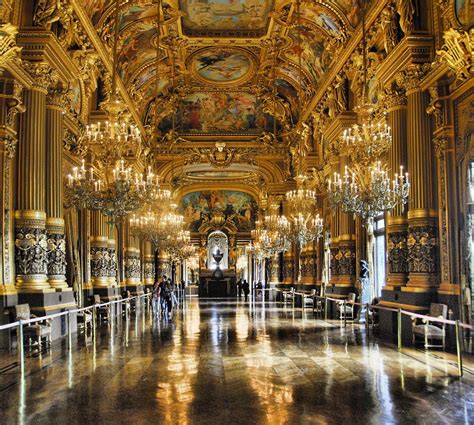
455,320,463,378
18,320,24,376
343,300,347,327
397,308,402,350
67,310,72,349
92,306,97,334
324,298,328,321
365,304,370,332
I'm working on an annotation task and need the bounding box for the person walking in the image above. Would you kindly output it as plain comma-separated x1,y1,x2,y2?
152,279,161,316
242,279,250,302
158,275,168,317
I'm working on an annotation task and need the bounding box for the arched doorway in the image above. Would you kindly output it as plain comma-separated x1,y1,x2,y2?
207,230,228,270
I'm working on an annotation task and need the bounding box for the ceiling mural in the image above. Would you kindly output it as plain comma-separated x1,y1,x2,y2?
179,0,274,37
158,92,276,135
284,23,335,87
81,0,379,143
182,190,258,232
190,48,256,86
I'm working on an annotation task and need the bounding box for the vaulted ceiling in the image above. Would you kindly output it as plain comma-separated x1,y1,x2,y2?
79,0,370,142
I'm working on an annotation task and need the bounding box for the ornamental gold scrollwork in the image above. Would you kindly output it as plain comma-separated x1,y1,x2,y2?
184,141,257,169
437,28,474,81
387,231,409,274
23,61,59,93
144,260,154,280
407,226,438,274
125,255,141,279
15,229,48,275
0,23,21,69
90,246,110,278
47,233,66,277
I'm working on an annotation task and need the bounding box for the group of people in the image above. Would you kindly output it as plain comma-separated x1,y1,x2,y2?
236,279,250,301
152,276,178,320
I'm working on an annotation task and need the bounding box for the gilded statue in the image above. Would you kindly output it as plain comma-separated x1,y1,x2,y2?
396,0,417,35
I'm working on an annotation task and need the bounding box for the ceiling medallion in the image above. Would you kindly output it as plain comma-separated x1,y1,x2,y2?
188,47,256,87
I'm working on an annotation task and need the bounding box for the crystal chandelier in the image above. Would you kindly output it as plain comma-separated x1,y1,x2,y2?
65,0,166,223
285,175,323,247
263,202,291,254
327,162,410,225
67,159,164,223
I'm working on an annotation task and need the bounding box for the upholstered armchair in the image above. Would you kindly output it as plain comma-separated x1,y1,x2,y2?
77,309,93,331
412,303,448,349
14,304,52,348
282,287,295,303
303,289,316,308
337,293,356,320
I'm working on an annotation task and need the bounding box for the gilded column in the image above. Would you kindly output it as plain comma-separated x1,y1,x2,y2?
124,222,142,294
15,63,57,292
397,66,439,292
90,210,109,288
45,84,68,290
143,240,155,290
384,85,409,288
338,212,356,290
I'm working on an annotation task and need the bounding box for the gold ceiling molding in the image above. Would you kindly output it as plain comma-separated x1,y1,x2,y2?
184,141,257,168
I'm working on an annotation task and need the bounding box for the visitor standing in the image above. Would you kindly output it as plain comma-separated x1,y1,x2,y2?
242,279,250,302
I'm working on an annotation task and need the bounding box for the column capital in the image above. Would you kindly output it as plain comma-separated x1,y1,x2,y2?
381,85,407,111
22,61,58,94
395,65,430,94
433,137,448,159
46,82,70,109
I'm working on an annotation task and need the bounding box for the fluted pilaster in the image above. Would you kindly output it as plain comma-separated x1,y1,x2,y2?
397,67,439,290
385,86,409,288
45,86,68,289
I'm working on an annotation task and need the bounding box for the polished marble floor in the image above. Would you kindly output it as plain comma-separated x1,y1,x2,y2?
0,298,473,424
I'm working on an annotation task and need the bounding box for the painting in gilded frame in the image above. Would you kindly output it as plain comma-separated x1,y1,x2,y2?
182,190,257,232
455,0,474,28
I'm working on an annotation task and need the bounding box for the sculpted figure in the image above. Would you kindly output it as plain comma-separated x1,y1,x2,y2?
396,0,417,35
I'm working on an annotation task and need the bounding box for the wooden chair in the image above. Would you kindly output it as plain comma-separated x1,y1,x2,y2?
338,293,356,320
14,304,52,348
412,303,448,349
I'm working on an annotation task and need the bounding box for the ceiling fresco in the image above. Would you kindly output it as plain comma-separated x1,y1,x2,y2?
158,91,276,135
79,0,376,142
189,48,256,86
179,0,274,37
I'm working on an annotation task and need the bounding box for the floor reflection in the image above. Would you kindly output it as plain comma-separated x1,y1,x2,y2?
0,298,473,424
